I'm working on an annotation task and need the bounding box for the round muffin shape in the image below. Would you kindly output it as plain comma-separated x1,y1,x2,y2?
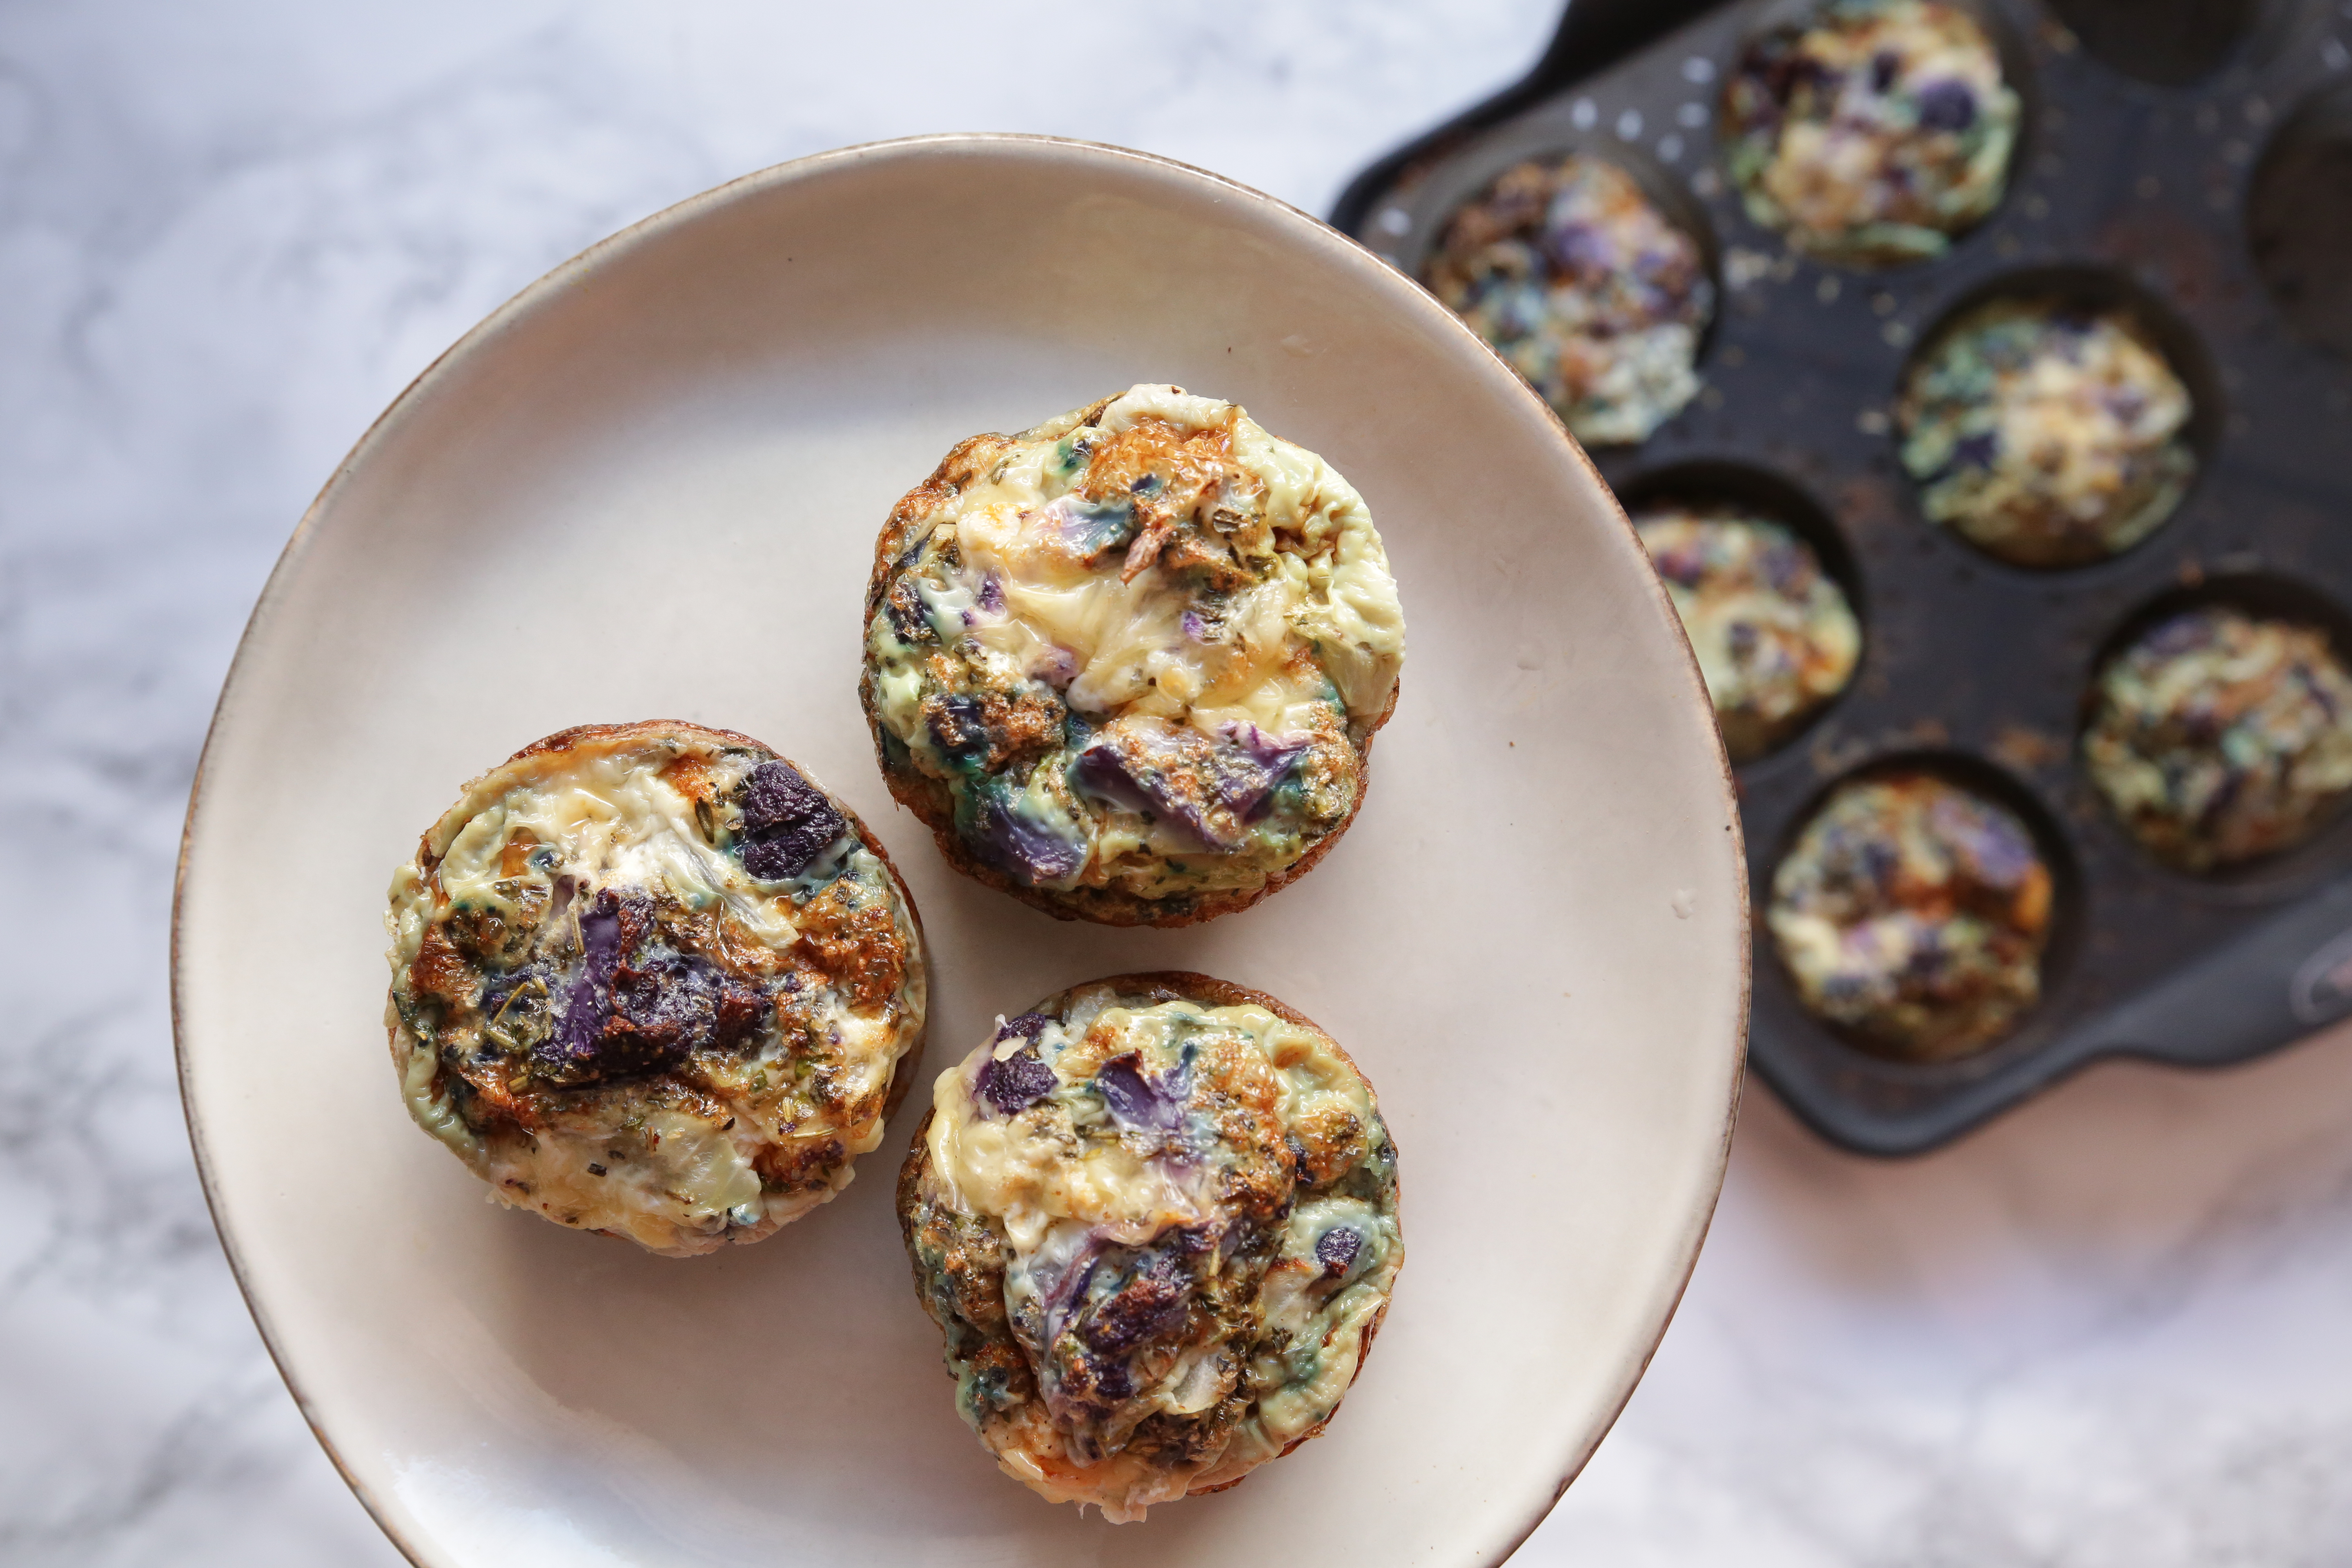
896,973,1402,1523
860,385,1405,927
1422,152,1715,446
384,722,927,1257
1635,504,1861,760
2084,606,2352,871
1722,0,2020,266
1898,298,2197,567
1769,770,2053,1058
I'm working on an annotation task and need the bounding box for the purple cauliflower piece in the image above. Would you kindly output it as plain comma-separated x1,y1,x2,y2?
735,759,848,882
1914,79,1978,133
1093,1052,1183,1130
969,792,1086,886
1314,1225,1364,1278
978,1048,1059,1116
535,891,765,1085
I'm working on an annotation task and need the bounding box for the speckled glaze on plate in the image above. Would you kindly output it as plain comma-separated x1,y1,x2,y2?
173,138,1746,1568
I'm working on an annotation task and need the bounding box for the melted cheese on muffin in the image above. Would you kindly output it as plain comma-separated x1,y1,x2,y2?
385,724,925,1256
864,386,1403,911
900,980,1401,1522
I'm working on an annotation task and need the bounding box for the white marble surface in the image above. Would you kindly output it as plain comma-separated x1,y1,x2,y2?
8,2,2352,1564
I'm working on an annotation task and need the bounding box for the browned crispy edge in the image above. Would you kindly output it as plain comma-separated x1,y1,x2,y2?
855,440,1401,929
893,970,1397,1499
408,718,931,1127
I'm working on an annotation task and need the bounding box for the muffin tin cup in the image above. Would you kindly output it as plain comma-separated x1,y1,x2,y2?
2046,0,2265,87
1340,0,2352,1154
2249,80,2352,359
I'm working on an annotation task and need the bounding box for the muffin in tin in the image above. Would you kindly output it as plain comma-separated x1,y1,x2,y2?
1722,0,2021,266
1898,298,2197,567
897,973,1402,1522
1635,503,1862,760
1422,152,1715,445
1768,770,2053,1058
2084,605,2352,871
384,722,927,1256
861,384,1405,927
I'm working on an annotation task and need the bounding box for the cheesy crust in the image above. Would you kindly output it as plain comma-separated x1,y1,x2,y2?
896,974,1402,1523
1723,0,2020,266
383,722,927,1257
859,385,1405,927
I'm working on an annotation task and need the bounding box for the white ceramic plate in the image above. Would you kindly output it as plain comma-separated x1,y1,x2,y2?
175,136,1746,1568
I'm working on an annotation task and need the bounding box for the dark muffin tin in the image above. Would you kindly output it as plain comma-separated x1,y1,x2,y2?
1335,0,2352,1154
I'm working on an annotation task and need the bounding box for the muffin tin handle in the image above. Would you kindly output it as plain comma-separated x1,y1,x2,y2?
2092,878,2352,1068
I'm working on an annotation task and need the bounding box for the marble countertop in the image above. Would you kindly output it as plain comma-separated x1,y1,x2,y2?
8,2,2352,1563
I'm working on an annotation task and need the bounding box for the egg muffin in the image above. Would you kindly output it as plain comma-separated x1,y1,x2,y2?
384,722,927,1257
2084,606,2352,871
860,385,1406,927
1722,0,2020,265
897,973,1402,1522
1635,504,1862,760
1898,299,2197,567
1423,152,1715,446
1769,770,2053,1058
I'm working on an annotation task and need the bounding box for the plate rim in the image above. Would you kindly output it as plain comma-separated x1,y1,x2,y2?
170,130,1751,1568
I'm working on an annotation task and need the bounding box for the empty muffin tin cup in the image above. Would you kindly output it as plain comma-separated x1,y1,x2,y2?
2044,0,2262,87
2250,82,2352,362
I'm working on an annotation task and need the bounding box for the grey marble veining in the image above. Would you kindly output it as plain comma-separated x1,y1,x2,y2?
6,2,2352,1564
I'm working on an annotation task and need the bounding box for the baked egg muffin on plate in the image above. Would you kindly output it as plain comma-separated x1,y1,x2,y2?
385,721,927,1256
861,384,1405,927
898,973,1401,1522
